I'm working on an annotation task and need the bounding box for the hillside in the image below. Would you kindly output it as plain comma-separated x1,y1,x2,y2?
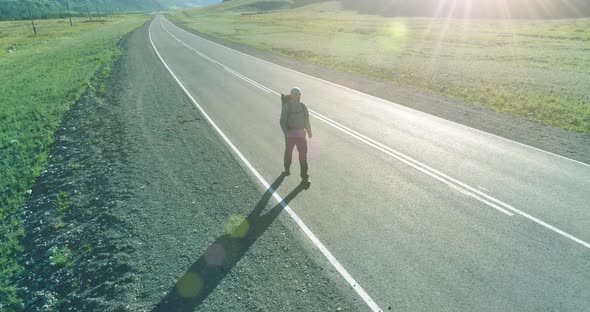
0,0,222,20
215,0,590,19
339,0,590,19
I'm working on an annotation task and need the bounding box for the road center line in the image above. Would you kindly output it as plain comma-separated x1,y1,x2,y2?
149,18,383,312
159,21,273,94
224,67,272,93
310,112,515,215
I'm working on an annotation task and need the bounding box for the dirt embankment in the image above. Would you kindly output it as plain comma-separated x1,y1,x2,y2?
17,20,364,311
18,60,136,311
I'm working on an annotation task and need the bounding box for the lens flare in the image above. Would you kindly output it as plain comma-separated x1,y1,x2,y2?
225,214,249,238
176,272,203,298
204,243,225,266
388,20,408,40
373,19,408,68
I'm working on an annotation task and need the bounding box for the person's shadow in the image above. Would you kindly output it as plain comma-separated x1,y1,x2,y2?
152,174,305,311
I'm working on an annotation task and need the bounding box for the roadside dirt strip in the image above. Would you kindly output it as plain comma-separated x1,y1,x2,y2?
19,21,366,311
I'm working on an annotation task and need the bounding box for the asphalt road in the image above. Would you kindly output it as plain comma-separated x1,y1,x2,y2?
149,15,590,311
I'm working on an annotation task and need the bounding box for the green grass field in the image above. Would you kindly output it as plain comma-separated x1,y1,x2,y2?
0,15,148,310
169,0,590,133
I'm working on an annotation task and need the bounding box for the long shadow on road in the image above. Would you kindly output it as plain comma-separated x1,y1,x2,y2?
152,174,306,311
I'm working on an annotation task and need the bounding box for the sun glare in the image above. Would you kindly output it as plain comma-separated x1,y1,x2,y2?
423,0,587,19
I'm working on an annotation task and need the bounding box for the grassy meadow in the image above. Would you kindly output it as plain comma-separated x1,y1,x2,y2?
0,15,148,309
169,1,590,133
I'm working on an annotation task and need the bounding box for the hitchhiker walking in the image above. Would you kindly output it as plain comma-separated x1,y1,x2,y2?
280,87,312,187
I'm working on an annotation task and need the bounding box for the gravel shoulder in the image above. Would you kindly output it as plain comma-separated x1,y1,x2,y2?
170,20,590,165
18,20,365,311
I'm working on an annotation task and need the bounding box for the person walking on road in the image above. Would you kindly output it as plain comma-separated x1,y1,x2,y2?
280,87,312,187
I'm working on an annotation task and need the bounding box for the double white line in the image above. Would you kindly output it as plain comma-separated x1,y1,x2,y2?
310,110,517,215
160,23,273,94
224,67,273,93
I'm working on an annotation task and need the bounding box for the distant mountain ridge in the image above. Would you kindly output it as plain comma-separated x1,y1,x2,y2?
0,0,222,20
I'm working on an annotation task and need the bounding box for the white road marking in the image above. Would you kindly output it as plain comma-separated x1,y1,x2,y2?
155,16,590,250
224,67,272,93
149,18,383,312
160,17,590,168
310,112,515,216
160,22,273,94
449,183,473,197
478,186,489,192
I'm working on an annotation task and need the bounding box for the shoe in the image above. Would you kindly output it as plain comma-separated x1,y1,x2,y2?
301,178,311,189
282,170,291,176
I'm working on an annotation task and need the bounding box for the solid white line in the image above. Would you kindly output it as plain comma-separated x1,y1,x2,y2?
149,18,383,312
160,16,590,168
156,16,590,250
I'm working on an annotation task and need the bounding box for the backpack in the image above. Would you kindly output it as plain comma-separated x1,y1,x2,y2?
282,94,307,130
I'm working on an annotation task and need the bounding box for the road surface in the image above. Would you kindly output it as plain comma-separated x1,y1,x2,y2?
148,15,590,311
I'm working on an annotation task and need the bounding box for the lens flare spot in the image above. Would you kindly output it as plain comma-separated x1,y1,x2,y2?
377,20,408,55
176,272,203,298
307,136,322,160
389,20,408,40
225,215,249,238
204,243,225,266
